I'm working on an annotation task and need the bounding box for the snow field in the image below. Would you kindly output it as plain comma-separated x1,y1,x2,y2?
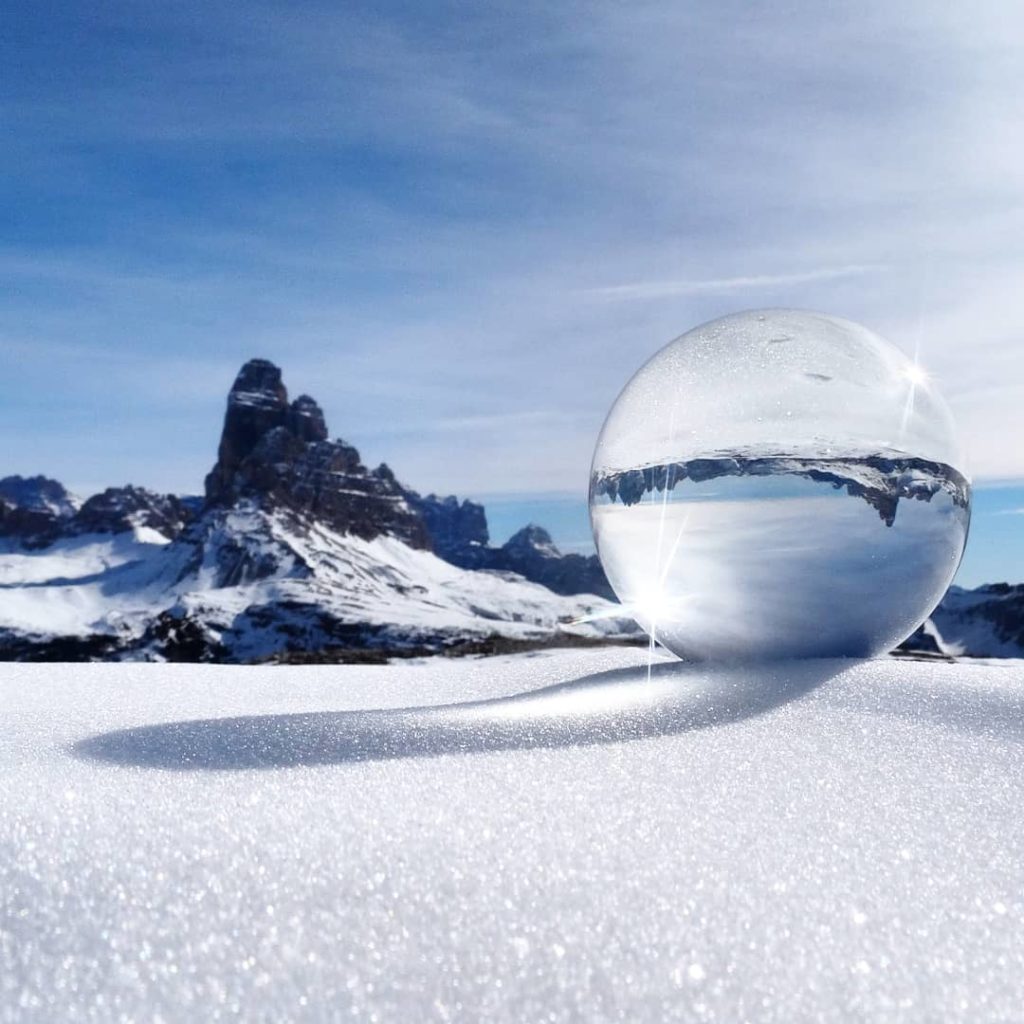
2,649,1023,1022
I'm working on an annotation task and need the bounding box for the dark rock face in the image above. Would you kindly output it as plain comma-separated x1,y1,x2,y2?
406,495,613,598
0,475,78,517
0,628,124,662
200,359,613,596
139,610,229,663
204,359,291,504
408,493,492,569
498,525,614,600
203,359,429,549
288,395,329,444
0,477,193,544
0,475,78,543
73,486,195,539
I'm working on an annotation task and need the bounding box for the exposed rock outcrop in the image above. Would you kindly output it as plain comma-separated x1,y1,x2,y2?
498,525,614,600
0,475,79,544
203,359,429,549
203,359,290,502
403,496,613,598
0,477,194,544
199,358,612,597
407,493,492,569
73,486,196,539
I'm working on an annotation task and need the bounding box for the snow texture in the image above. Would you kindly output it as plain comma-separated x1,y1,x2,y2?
2,651,1023,1021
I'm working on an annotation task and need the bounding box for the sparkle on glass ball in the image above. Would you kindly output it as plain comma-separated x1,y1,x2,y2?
589,309,971,661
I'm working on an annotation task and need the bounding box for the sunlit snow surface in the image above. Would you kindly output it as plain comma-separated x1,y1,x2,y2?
0,512,623,658
2,650,1024,1021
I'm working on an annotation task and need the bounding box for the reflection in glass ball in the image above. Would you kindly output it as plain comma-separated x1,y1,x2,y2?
589,310,971,661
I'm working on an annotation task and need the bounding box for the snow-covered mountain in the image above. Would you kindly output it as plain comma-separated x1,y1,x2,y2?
0,360,624,662
1,358,1018,662
0,505,624,662
904,584,1024,659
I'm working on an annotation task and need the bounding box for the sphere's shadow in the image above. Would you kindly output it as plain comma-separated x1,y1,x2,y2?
73,658,853,772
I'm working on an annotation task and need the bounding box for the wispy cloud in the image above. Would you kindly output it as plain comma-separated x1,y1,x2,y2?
433,411,581,433
587,264,885,301
356,410,583,440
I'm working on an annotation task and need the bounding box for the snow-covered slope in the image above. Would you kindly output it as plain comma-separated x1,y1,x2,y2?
2,652,1023,1021
0,358,622,662
924,584,1024,658
0,504,624,661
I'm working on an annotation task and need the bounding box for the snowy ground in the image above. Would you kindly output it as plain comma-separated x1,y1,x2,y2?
2,649,1023,1022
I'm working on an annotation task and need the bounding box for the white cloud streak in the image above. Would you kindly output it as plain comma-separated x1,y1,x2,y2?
588,265,885,301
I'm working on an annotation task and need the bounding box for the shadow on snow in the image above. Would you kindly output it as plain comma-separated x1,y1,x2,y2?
72,657,853,771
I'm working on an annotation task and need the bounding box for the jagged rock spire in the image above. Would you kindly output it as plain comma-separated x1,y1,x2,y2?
205,361,331,504
206,359,292,503
202,359,430,548
288,395,329,444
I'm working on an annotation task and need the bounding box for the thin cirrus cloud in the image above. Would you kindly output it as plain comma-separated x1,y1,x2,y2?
587,265,886,301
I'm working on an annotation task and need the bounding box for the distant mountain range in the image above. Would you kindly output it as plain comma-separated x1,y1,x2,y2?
0,359,1019,661
0,360,625,662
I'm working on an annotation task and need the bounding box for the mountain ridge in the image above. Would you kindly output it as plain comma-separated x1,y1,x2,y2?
0,359,1019,661
0,360,622,662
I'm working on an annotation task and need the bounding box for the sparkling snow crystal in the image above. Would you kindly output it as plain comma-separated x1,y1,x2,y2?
2,651,1024,1021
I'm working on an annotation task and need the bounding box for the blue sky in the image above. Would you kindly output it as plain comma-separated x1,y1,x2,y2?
1,0,1022,586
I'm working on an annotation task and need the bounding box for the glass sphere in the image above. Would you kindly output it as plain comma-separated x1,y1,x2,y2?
589,309,971,661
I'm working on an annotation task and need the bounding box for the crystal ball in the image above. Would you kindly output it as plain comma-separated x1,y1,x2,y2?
589,309,971,661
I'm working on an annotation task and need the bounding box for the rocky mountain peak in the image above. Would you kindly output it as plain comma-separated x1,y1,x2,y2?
73,486,195,539
0,476,192,545
499,524,613,600
203,360,429,548
0,475,80,543
196,359,613,597
205,359,292,504
288,395,329,444
0,475,78,517
229,358,288,410
407,493,491,568
504,524,558,556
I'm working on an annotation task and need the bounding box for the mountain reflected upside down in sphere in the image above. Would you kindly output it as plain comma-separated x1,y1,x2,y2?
589,310,972,662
